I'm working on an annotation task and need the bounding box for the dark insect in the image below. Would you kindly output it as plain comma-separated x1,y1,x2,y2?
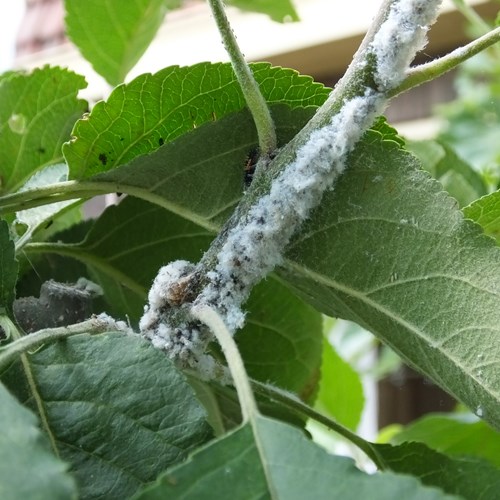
244,148,259,187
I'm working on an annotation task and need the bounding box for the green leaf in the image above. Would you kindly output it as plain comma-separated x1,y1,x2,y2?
63,63,329,178
64,0,176,86
29,196,322,397
391,413,500,468
1,332,212,499
316,337,364,430
0,220,18,314
407,139,487,207
279,132,500,431
135,416,456,500
14,164,79,246
0,382,76,500
0,66,87,194
237,277,322,398
376,441,500,500
463,190,500,244
226,0,300,22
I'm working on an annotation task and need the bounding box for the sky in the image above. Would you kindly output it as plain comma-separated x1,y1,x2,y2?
0,3,26,71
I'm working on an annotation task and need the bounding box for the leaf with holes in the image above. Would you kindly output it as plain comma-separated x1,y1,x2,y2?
64,0,179,86
0,332,212,499
63,63,329,178
0,66,87,194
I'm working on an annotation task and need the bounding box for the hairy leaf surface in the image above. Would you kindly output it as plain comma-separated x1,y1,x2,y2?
134,417,456,500
63,63,329,178
64,0,177,85
0,383,76,500
37,105,500,429
281,137,500,431
0,332,211,499
0,66,87,194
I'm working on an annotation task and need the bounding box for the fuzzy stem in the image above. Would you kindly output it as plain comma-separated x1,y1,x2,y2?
392,26,500,96
192,304,258,422
0,316,125,370
207,0,277,155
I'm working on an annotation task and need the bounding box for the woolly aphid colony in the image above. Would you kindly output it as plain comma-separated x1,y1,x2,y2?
140,0,443,377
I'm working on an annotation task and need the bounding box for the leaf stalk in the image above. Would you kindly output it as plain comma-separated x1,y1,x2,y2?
207,0,277,155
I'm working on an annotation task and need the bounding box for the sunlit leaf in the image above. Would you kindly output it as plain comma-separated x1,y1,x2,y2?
64,0,178,86
0,66,87,194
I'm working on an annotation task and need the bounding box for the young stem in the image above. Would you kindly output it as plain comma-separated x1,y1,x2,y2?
192,305,258,422
0,317,122,371
207,0,277,155
392,26,500,96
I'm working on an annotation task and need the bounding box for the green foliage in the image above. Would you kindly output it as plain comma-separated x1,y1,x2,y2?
63,63,329,178
226,0,299,23
0,66,87,194
0,221,17,314
391,413,500,468
135,416,456,500
0,383,77,500
0,332,212,499
64,0,175,86
376,441,500,500
1,0,500,498
316,337,364,430
463,190,500,243
282,132,500,431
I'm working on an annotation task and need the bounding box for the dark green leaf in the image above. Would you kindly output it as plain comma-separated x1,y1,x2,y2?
226,0,299,22
237,277,322,398
376,441,500,500
0,382,77,500
1,332,211,499
0,66,87,194
0,220,18,314
316,337,364,430
64,0,176,86
391,413,500,468
29,196,321,397
63,63,329,178
135,416,456,500
463,190,500,244
280,132,500,431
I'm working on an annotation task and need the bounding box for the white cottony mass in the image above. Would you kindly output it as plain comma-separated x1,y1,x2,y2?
140,0,443,372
